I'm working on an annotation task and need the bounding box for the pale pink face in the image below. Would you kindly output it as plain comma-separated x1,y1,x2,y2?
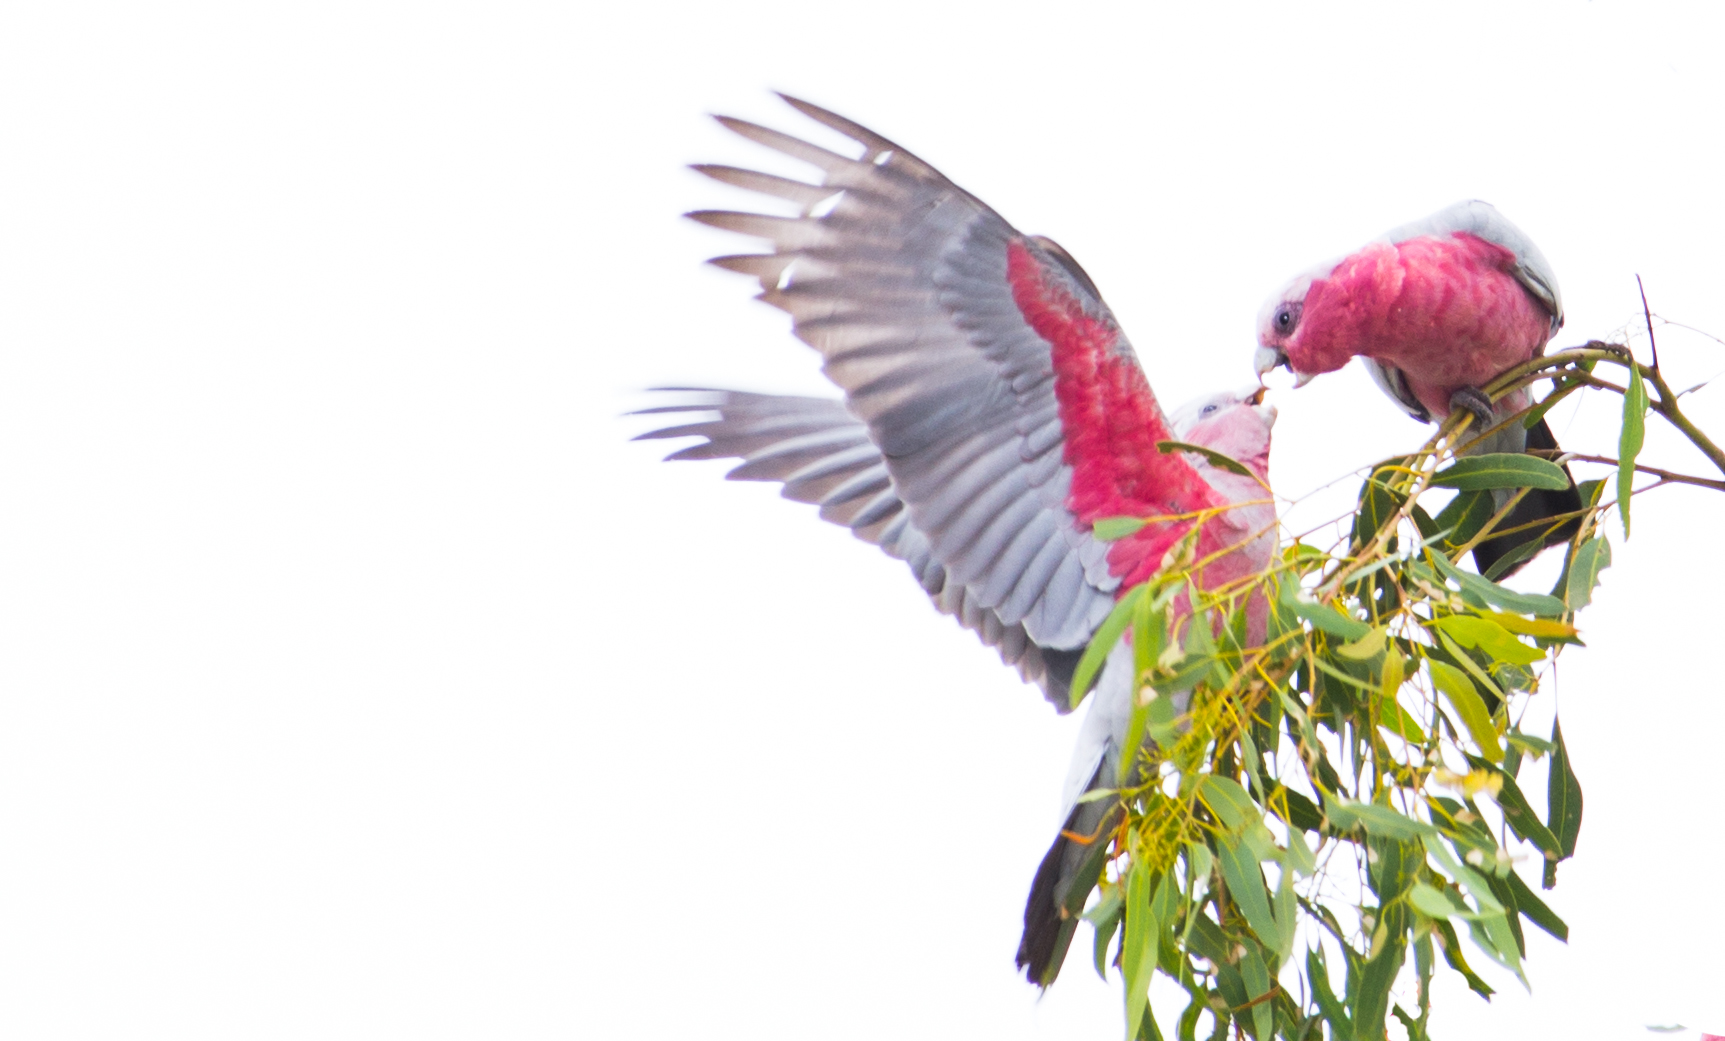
1170,387,1277,479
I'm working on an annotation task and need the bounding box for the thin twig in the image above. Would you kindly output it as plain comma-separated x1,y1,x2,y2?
1642,363,1725,477
1527,451,1725,493
1637,275,1660,371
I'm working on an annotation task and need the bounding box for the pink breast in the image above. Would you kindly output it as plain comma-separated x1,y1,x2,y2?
1300,233,1553,417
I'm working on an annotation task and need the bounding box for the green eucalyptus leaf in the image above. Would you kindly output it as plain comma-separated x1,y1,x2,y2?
1411,502,1440,542
1282,828,1317,879
1122,867,1159,1039
1378,694,1427,745
1279,581,1372,641
1185,838,1213,878
1482,537,1545,582
1354,461,1410,549
1505,869,1569,942
1521,379,1580,429
1618,360,1648,536
1423,836,1506,917
1429,549,1566,617
1336,625,1387,660
1432,490,1495,554
1463,754,1562,859
1435,630,1507,703
1427,658,1502,762
1217,834,1281,952
1200,776,1263,838
1156,439,1255,477
1071,586,1143,710
1483,611,1577,639
1307,947,1353,1041
1485,870,1527,956
1544,718,1584,887
1368,836,1422,902
1093,516,1148,541
1432,453,1571,491
1433,918,1494,998
1238,941,1276,1041
1086,887,1123,981
1563,535,1612,612
1505,730,1555,756
1352,902,1407,1041
1326,799,1437,841
1408,881,1467,920
1430,615,1546,666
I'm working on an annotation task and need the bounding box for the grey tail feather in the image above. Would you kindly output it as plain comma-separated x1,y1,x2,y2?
1472,417,1583,578
1038,646,1084,711
1016,790,1119,987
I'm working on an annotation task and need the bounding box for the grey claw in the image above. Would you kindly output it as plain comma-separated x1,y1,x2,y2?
1448,386,1495,426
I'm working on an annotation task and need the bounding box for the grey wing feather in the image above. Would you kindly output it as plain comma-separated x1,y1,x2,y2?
1364,359,1432,423
682,95,1137,654
1380,199,1564,334
633,389,1084,711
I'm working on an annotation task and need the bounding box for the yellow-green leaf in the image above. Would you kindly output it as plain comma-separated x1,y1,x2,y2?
1338,625,1387,660
1379,694,1427,744
1093,516,1148,541
1435,630,1507,704
1430,615,1545,666
1381,648,1406,700
1428,659,1503,762
1619,361,1648,537
1482,611,1576,639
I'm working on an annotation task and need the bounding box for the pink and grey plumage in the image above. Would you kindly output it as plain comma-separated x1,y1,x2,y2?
635,95,1278,986
1255,200,1580,575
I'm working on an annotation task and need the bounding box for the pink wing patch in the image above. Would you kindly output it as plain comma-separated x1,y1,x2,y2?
1005,239,1228,588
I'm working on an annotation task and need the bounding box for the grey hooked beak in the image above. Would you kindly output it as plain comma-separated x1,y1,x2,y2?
1255,345,1316,389
1253,345,1287,380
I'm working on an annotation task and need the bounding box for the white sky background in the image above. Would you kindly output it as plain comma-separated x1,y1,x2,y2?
0,1,1721,1038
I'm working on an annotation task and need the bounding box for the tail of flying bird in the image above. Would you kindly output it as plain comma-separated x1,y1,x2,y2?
642,95,1279,987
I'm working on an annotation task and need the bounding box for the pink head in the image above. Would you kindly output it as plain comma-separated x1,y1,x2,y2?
1252,248,1387,386
1168,386,1277,482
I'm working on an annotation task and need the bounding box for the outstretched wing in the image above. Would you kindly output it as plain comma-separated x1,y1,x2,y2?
686,95,1228,653
1381,199,1564,333
634,390,1085,709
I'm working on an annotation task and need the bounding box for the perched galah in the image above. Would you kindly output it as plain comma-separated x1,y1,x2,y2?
1254,201,1580,575
634,96,1278,987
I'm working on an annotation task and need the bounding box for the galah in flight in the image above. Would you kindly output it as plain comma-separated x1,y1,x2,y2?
1254,201,1581,575
634,95,1278,986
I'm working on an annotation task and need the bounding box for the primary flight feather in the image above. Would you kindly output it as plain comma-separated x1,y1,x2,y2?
636,95,1278,986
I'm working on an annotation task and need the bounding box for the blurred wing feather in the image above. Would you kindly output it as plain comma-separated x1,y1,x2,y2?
634,391,1083,709
683,96,1225,651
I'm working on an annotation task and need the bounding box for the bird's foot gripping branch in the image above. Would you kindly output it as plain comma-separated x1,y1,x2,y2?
1072,341,1720,1041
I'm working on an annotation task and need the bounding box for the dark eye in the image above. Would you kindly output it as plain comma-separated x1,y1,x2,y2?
1274,302,1302,335
1201,404,1218,416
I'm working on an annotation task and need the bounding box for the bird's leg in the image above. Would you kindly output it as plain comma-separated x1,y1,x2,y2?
1448,386,1496,427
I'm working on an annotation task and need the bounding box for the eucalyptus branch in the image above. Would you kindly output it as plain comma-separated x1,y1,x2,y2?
1642,362,1725,476
1070,327,1725,1040
1481,342,1725,478
1528,451,1725,493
